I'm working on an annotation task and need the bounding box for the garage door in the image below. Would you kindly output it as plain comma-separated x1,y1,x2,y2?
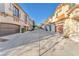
0,23,20,36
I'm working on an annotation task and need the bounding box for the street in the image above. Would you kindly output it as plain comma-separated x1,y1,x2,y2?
0,29,79,56
0,29,55,55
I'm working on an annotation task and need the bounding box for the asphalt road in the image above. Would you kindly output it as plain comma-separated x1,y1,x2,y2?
0,29,54,55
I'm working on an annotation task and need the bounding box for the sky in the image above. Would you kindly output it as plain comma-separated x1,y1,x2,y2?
19,3,59,25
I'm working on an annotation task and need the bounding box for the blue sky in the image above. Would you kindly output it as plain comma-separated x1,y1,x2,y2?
19,3,59,25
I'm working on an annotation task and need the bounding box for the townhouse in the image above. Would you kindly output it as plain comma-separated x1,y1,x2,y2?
41,3,79,41
50,3,76,34
50,3,79,40
43,3,76,33
0,3,33,36
52,3,70,34
63,4,79,39
41,17,55,32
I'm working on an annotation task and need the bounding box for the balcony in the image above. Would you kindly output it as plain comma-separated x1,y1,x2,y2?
0,14,20,25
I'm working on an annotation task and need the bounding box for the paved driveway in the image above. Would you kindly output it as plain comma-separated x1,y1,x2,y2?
0,29,54,55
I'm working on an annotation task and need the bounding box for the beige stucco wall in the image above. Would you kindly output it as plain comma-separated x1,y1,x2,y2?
63,7,79,42
0,3,33,33
5,3,13,16
0,3,20,25
0,3,28,27
0,16,19,25
63,18,79,42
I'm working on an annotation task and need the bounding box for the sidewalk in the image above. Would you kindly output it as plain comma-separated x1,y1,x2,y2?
42,37,79,56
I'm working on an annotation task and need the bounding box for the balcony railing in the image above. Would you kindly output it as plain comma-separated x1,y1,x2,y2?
0,12,31,28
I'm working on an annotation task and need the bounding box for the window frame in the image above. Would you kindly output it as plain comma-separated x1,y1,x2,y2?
13,5,19,17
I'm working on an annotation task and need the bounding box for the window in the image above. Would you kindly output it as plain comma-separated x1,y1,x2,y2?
9,3,14,11
13,6,19,17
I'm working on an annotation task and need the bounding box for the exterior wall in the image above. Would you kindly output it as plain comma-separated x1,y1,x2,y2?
20,10,26,27
0,3,30,36
62,4,79,42
26,16,34,30
0,3,20,25
63,18,79,38
63,7,79,37
5,3,13,16
52,3,71,34
0,15,19,25
51,24,55,32
0,3,5,12
3,3,28,27
28,20,33,30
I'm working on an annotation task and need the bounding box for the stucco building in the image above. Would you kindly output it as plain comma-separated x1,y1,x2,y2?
63,4,79,42
50,3,79,42
41,17,55,32
51,3,75,34
0,3,33,36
